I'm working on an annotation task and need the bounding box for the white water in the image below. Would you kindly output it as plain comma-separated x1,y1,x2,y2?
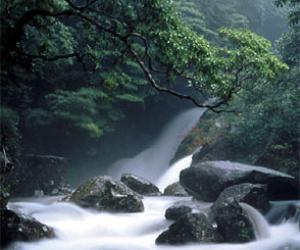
7,197,300,250
107,108,205,182
6,106,300,250
240,203,271,240
156,154,193,190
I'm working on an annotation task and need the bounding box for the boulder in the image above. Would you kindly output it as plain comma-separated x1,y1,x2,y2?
267,201,300,225
121,173,161,196
165,205,192,220
69,176,144,212
0,209,54,247
216,183,270,213
164,182,189,196
156,213,222,245
209,197,255,243
6,154,67,196
191,140,236,163
180,161,298,202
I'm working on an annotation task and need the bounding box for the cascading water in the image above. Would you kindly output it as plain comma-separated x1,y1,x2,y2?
240,203,271,240
156,154,193,190
107,108,206,182
5,107,300,250
7,197,300,250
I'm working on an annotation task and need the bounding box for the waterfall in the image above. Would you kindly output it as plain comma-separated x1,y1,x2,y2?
156,154,193,190
240,203,271,240
108,108,206,182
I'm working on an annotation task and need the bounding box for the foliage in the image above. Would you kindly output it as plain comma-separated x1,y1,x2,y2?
0,0,291,166
275,0,300,24
276,26,300,66
0,107,21,159
176,0,288,42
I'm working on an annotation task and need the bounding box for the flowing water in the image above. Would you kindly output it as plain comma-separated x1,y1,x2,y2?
5,107,300,250
156,154,193,190
7,196,300,250
108,108,206,182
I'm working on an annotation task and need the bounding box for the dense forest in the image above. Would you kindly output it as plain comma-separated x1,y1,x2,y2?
1,0,300,250
1,0,298,183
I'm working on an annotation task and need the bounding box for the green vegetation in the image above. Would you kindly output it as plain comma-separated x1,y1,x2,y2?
174,0,299,176
0,0,298,179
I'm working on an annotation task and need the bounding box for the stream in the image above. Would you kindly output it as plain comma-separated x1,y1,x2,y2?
6,108,300,250
7,196,300,250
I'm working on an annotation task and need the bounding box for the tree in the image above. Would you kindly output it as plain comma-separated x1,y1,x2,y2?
275,0,300,24
0,0,287,158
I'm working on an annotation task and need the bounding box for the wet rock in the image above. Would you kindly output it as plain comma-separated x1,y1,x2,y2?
209,197,255,243
156,213,222,245
51,184,73,196
191,140,236,163
0,209,54,247
216,183,270,213
69,176,144,212
165,205,192,220
267,202,300,225
180,161,298,202
164,182,188,196
6,154,68,196
121,173,161,196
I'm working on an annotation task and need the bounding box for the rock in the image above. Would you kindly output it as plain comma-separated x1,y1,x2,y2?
216,183,270,213
209,197,255,243
121,173,161,196
164,182,188,196
156,213,222,245
165,205,192,220
51,184,73,196
69,176,144,212
6,154,67,196
0,209,54,247
180,161,298,202
191,140,235,163
267,201,300,225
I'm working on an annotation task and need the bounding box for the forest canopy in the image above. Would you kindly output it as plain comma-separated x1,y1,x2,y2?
0,0,298,178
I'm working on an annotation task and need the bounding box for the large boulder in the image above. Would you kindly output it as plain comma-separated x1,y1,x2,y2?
156,213,222,245
266,201,300,225
216,183,270,213
163,182,189,196
209,197,255,243
180,161,298,202
121,173,161,196
0,209,54,248
165,205,192,221
6,154,67,196
69,176,144,212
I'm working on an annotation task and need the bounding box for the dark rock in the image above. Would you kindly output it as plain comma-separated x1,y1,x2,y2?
191,139,237,163
216,183,270,213
166,199,212,218
156,213,222,245
51,184,73,196
210,197,255,243
121,173,161,196
69,176,144,212
266,201,300,225
165,205,192,220
180,161,298,202
0,209,54,247
6,154,67,196
164,182,188,196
